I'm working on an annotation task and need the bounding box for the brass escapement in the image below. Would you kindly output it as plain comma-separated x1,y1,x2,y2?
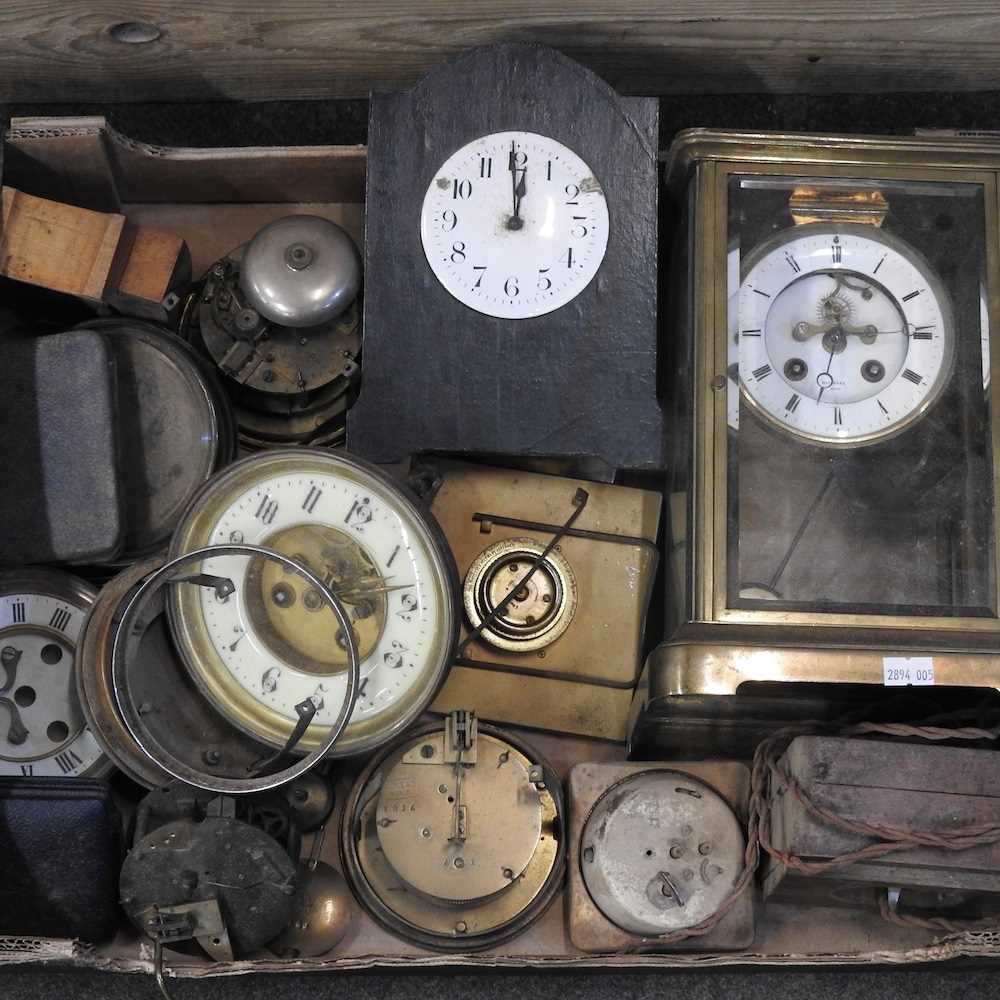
244,523,386,674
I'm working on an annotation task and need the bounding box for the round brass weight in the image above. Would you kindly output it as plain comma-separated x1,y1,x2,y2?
340,720,565,951
270,860,354,958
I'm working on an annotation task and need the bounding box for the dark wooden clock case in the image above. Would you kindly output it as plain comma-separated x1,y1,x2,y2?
348,42,665,471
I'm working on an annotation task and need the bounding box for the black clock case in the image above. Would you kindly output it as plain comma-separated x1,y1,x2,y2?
349,43,665,472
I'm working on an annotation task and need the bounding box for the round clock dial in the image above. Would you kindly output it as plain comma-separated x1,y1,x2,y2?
169,450,457,757
738,222,955,447
420,131,610,319
0,569,108,778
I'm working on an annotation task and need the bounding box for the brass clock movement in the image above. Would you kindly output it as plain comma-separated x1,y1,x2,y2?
634,130,1000,751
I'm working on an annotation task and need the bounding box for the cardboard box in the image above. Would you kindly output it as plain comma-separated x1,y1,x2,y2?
2,117,998,982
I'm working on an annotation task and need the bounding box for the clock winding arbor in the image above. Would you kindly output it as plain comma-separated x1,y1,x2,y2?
348,43,664,471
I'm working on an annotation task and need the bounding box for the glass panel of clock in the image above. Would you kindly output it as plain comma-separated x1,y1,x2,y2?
726,174,995,616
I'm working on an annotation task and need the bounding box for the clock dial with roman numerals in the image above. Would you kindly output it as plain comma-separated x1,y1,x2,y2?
168,450,457,757
738,222,954,447
0,569,109,778
420,131,609,319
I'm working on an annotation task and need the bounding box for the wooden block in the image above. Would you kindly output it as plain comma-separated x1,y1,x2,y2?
765,736,1000,899
116,227,187,303
0,186,190,320
0,186,124,301
107,225,191,320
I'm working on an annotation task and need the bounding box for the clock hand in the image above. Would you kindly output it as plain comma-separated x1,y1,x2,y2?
334,582,414,600
792,319,837,342
507,140,526,231
0,695,28,745
816,334,838,404
0,646,22,694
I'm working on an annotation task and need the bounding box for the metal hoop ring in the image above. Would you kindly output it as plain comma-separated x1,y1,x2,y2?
111,543,360,794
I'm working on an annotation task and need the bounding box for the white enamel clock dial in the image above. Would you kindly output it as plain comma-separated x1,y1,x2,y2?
420,130,610,319
169,450,456,758
0,569,108,778
738,222,955,447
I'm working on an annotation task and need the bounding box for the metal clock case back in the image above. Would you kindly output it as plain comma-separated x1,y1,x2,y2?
74,318,237,564
168,449,458,758
567,762,755,953
183,215,362,450
637,131,1000,744
340,712,565,951
0,568,110,779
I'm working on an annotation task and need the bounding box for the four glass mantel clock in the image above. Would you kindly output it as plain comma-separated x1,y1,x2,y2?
637,129,1000,736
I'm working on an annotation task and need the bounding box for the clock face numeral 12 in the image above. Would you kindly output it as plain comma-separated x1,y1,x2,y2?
420,131,610,320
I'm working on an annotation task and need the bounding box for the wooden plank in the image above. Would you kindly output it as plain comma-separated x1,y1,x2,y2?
1,3,1000,102
0,186,124,301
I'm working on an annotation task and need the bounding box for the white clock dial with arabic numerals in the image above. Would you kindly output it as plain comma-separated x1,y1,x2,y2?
0,570,107,778
420,130,609,319
169,451,456,758
738,222,955,447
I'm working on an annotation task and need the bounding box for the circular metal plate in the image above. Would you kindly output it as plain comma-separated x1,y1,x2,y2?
376,730,543,902
463,537,577,651
120,816,297,956
581,770,745,936
341,720,565,952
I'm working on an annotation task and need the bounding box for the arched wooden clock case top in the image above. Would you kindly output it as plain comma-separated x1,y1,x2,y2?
348,42,664,471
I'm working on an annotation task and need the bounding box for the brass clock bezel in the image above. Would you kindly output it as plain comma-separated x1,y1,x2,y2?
339,718,565,952
167,448,459,758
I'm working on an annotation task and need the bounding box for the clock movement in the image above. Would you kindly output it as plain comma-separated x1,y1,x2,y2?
632,130,1000,754
348,42,664,471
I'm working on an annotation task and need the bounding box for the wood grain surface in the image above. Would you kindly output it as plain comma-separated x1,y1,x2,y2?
2,3,1000,102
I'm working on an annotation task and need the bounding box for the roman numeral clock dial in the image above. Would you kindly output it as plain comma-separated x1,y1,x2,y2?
420,131,610,319
168,450,458,757
0,569,108,778
737,222,954,447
